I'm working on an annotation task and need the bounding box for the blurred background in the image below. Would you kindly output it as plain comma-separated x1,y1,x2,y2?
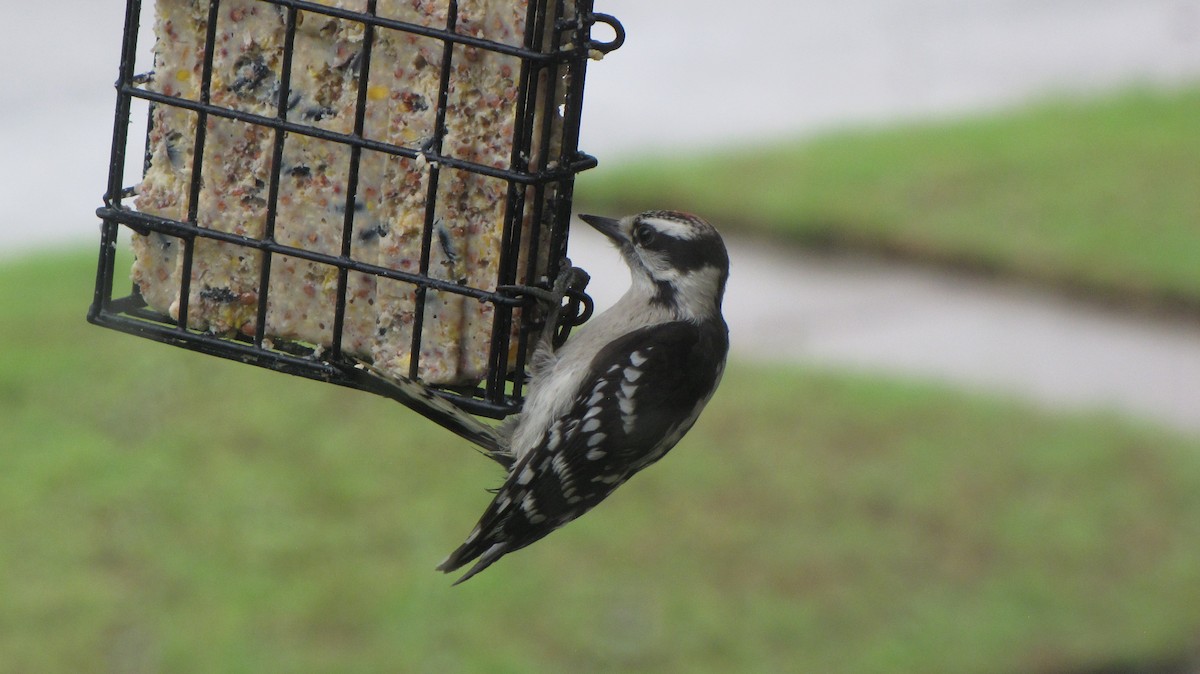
3,0,1200,672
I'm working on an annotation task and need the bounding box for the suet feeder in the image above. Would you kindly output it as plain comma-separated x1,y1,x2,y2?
88,0,623,437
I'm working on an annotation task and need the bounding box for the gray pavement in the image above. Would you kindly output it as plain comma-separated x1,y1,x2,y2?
582,0,1200,158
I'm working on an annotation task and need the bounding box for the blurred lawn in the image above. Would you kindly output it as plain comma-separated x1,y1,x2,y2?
3,250,1200,672
579,85,1200,311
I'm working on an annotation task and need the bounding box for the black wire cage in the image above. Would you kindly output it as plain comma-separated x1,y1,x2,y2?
89,0,623,429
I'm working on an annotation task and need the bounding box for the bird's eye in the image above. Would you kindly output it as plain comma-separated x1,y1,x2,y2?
633,223,656,246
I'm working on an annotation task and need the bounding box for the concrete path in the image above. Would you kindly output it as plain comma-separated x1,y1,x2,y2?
569,225,1200,434
582,0,1200,158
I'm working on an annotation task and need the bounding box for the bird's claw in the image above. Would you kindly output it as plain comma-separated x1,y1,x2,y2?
498,263,589,318
549,265,590,311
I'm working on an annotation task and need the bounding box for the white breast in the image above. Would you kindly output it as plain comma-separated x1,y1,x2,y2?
508,284,675,462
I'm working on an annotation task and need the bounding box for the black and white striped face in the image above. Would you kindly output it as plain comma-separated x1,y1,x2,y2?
579,211,729,318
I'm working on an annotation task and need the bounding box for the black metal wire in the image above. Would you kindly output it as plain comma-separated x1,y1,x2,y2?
89,0,621,423
120,87,600,185
408,0,459,381
332,0,379,359
254,4,300,350
91,0,143,320
174,0,224,333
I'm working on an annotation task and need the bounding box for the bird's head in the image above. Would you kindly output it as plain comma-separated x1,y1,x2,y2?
579,210,729,321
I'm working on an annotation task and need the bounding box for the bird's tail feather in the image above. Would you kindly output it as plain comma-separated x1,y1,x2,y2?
336,359,513,468
437,541,509,585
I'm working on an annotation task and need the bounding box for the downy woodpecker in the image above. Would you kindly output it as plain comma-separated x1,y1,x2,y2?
438,210,730,584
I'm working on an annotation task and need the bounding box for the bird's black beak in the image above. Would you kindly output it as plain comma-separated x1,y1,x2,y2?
578,214,627,244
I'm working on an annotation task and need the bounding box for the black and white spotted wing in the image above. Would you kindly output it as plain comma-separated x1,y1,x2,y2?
438,319,729,583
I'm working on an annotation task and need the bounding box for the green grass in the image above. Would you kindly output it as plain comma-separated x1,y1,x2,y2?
579,85,1200,310
4,250,1200,672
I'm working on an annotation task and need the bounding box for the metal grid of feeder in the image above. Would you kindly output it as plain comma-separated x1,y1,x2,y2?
89,0,623,423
